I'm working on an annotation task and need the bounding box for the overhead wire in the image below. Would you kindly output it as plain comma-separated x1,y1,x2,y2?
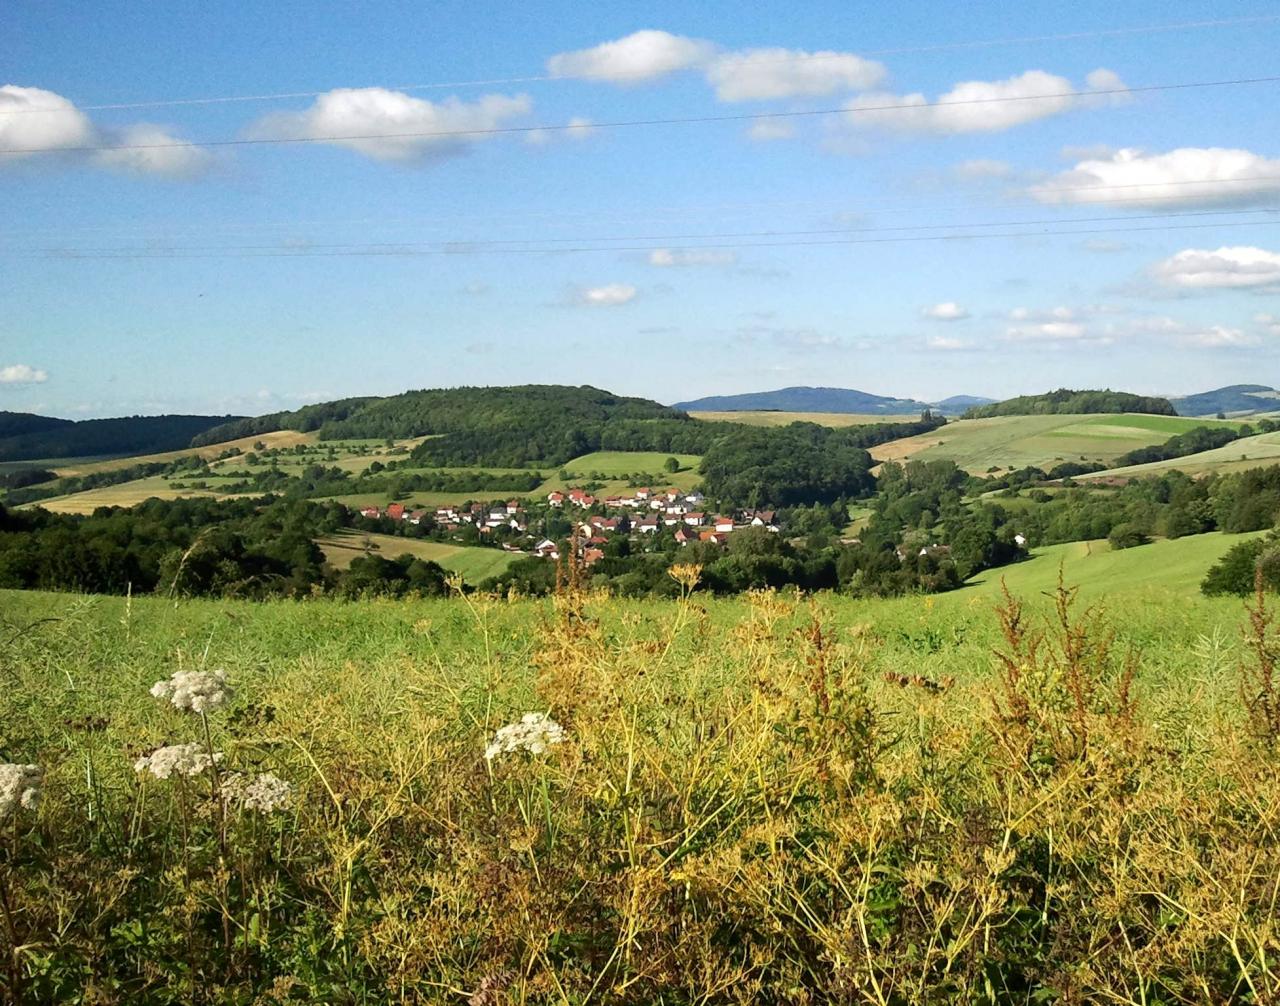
10,217,1279,260
2,75,1279,155
1,13,1276,114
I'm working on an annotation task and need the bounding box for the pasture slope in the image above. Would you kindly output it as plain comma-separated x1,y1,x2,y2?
1079,429,1280,480
871,413,1238,473
316,530,520,584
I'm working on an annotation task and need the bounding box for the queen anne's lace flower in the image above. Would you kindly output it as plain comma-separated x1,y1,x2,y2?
222,771,294,814
134,743,223,780
484,713,567,761
150,669,233,714
0,763,42,821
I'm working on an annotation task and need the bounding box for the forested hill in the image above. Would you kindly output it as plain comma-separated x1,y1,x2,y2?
194,385,698,467
962,390,1177,419
0,411,244,462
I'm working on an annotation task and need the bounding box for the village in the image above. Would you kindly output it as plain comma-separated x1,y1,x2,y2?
355,485,782,566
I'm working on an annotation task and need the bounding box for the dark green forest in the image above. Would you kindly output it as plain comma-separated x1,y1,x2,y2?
962,389,1177,419
0,412,244,462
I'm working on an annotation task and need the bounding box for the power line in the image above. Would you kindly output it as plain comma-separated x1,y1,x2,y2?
11,218,1278,260
3,13,1276,115
3,75,1277,156
2,173,1277,242
12,206,1272,255
2,171,1269,244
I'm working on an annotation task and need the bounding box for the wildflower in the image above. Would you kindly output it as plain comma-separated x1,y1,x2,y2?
484,712,567,761
134,743,223,780
0,763,42,821
222,771,294,814
150,668,233,714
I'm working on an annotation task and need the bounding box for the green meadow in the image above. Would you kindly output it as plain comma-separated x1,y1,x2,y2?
872,413,1240,473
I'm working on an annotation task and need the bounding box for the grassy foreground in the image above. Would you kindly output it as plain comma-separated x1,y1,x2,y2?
1,539,1279,1002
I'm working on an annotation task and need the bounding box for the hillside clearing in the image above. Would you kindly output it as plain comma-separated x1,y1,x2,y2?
1079,429,1280,480
871,413,1238,473
316,530,521,583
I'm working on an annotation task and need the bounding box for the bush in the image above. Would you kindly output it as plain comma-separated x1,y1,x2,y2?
1107,522,1148,550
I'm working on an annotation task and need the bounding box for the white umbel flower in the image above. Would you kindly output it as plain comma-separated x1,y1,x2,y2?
0,763,42,821
150,669,233,714
484,713,567,761
134,743,223,780
222,771,294,814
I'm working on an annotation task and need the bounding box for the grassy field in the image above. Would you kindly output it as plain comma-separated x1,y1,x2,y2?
2,526,1278,999
3,526,1279,999
872,413,1237,473
316,530,521,583
1079,429,1280,480
690,409,919,427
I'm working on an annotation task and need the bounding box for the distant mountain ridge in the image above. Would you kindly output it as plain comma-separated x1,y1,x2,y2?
1170,385,1280,417
673,386,992,415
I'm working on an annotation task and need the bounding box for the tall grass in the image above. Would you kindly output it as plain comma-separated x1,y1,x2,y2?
1,576,1278,1003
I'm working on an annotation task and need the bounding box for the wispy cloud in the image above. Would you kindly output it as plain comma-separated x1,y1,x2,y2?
572,283,638,306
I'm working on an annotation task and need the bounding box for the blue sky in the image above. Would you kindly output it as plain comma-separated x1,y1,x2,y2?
3,1,1279,417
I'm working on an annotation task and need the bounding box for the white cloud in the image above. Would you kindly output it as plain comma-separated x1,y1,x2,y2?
248,88,531,163
1061,143,1115,161
705,48,884,102
547,30,715,83
1153,246,1280,290
92,123,213,178
0,364,49,385
842,68,1126,136
926,335,972,351
1031,147,1280,208
1006,320,1090,342
1181,325,1257,348
0,84,210,177
575,283,638,306
0,85,93,156
1257,313,1280,336
648,248,737,267
922,301,970,321
746,119,796,142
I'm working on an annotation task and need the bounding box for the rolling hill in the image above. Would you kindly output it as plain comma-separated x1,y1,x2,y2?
672,386,991,415
1170,385,1280,417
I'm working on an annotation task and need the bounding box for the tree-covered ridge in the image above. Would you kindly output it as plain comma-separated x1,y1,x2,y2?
699,414,946,507
192,385,700,466
962,389,1177,419
189,398,379,446
0,413,245,462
